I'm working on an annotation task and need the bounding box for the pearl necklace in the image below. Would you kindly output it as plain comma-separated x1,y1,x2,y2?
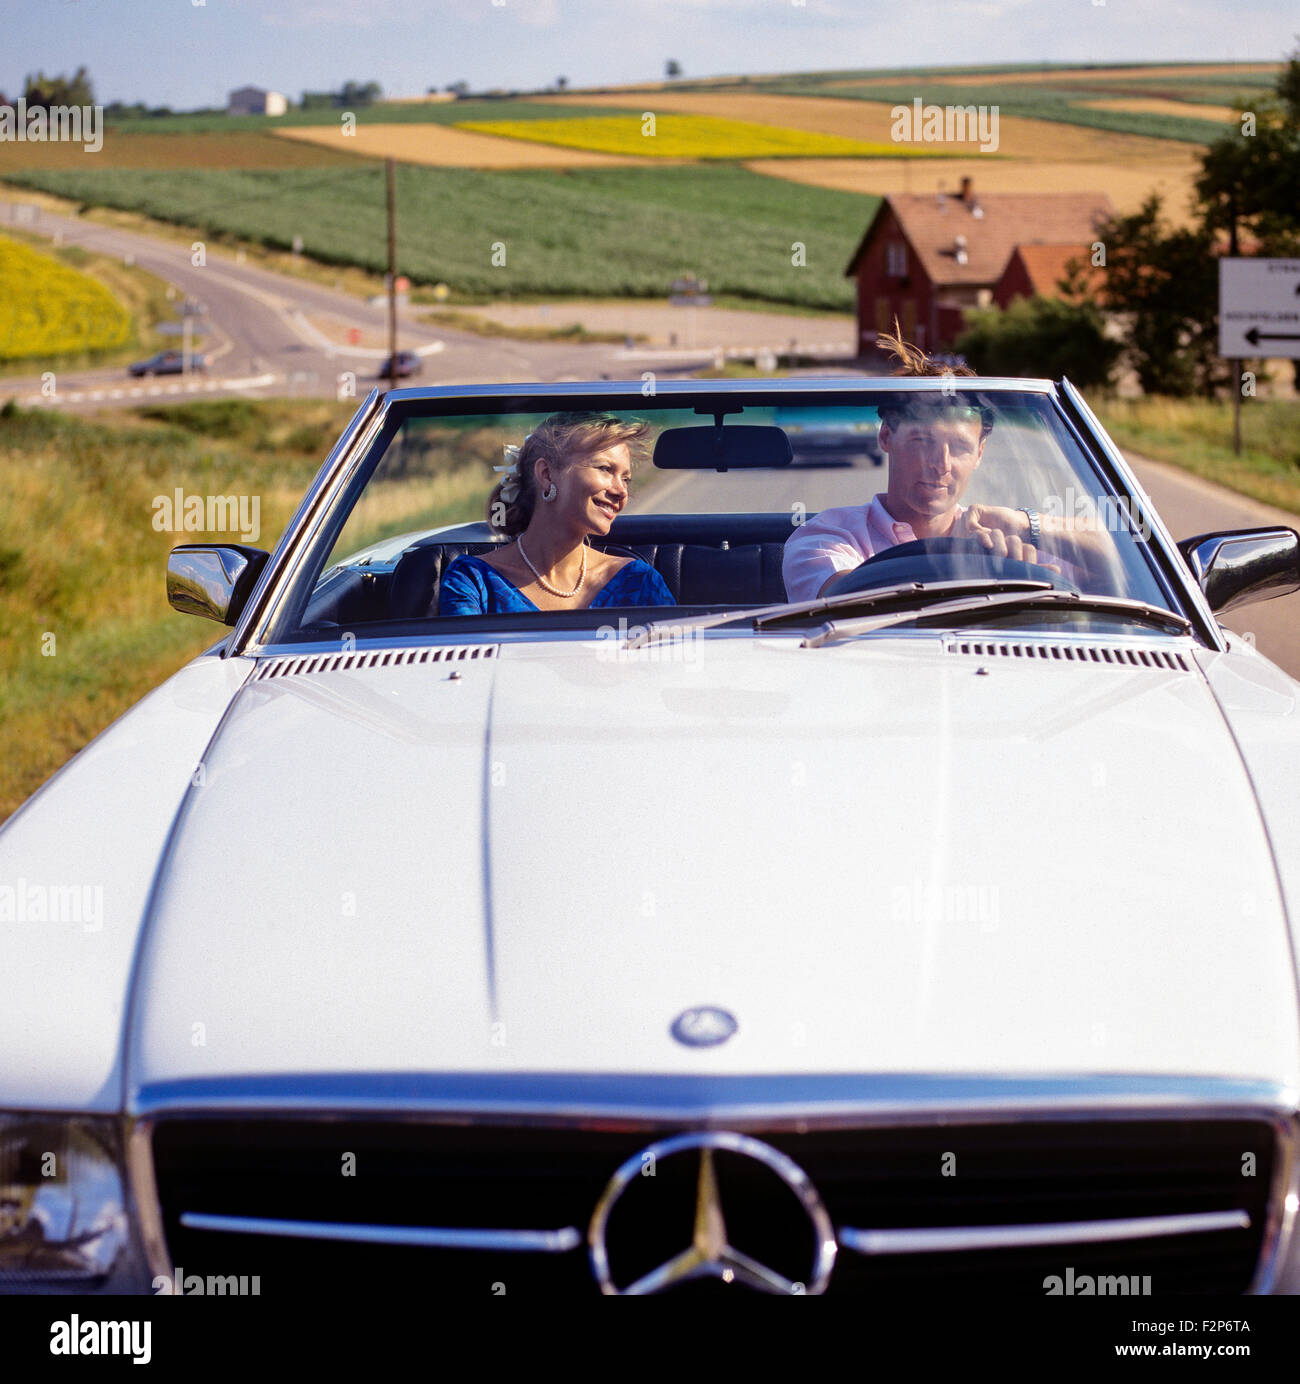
517,536,586,598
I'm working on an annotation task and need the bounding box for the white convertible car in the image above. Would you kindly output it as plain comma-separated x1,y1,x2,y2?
3,377,1300,1297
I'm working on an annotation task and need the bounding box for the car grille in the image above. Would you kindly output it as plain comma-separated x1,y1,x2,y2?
149,1117,1276,1296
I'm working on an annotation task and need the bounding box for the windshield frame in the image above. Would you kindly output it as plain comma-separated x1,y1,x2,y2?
226,378,1225,657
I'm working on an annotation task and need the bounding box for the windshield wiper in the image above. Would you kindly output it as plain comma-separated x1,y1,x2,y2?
622,579,1057,649
800,589,1193,648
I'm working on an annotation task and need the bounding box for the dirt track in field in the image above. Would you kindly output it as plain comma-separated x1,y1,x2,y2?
1077,97,1238,122
745,150,1204,225
0,130,362,171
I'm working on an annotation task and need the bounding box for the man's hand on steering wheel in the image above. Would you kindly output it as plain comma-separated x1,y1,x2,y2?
954,505,1062,574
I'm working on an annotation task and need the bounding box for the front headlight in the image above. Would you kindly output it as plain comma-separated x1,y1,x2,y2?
0,1116,144,1291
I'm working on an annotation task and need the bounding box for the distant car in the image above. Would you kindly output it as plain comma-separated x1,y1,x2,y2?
378,350,423,379
773,406,882,466
128,350,206,377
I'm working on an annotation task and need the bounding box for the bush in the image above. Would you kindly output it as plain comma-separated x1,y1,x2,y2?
955,295,1120,389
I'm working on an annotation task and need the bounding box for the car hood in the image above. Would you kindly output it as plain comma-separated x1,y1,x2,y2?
128,636,1300,1099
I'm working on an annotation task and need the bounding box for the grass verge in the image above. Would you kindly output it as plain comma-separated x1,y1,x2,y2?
0,397,357,822
1095,396,1300,516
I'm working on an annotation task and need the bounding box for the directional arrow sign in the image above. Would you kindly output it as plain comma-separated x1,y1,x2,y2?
1220,258,1300,359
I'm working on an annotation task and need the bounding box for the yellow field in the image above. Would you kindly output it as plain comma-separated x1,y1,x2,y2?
273,122,648,168
457,113,917,159
537,90,1195,160
539,89,1210,224
1077,97,1238,123
0,130,360,172
0,234,131,360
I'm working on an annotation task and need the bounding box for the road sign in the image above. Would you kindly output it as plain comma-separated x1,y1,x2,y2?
1219,258,1300,359
670,275,712,308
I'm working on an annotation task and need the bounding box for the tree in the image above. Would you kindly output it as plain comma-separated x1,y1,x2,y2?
955,295,1120,390
338,80,382,106
23,66,94,108
1092,195,1224,397
665,60,682,79
556,76,568,90
1196,44,1300,255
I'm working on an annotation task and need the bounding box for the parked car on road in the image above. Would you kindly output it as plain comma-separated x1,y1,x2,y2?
3,376,1299,1296
377,350,423,379
127,350,206,377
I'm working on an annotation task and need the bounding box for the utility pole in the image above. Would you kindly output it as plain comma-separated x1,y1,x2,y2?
386,157,398,389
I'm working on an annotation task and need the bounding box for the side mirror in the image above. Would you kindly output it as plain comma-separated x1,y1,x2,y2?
1177,527,1300,615
167,544,270,625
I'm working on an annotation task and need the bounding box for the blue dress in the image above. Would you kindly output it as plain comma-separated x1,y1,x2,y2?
438,552,676,616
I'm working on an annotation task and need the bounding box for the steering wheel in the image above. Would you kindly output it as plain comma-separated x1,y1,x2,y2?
823,536,1079,598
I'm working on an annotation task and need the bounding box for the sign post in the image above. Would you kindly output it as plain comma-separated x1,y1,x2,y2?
670,275,711,351
1219,258,1300,455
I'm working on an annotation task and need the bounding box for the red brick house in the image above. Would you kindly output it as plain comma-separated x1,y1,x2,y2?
992,243,1104,308
844,179,1113,354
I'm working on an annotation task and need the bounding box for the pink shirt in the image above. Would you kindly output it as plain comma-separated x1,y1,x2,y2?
781,495,1081,602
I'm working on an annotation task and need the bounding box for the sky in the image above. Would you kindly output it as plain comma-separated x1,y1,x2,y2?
6,0,1295,108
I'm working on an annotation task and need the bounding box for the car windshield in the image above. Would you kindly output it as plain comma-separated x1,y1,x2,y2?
265,384,1181,646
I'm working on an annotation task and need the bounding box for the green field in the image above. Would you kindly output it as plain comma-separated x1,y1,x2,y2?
755,80,1239,144
0,164,877,310
101,100,626,135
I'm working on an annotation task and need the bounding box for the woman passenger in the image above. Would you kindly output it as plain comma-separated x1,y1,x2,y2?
438,411,676,615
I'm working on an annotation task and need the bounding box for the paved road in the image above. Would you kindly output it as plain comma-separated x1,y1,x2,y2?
1129,452,1300,679
639,451,1300,680
0,199,686,404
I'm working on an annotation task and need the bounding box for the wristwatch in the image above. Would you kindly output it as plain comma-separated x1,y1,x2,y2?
1020,508,1041,544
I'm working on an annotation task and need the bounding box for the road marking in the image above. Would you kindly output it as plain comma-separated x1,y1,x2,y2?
15,372,279,407
287,308,447,359
615,342,849,361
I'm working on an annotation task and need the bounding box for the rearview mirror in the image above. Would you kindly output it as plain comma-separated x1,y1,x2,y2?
167,544,270,625
653,425,792,471
1176,527,1300,615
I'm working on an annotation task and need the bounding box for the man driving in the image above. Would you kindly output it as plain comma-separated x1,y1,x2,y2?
782,334,1099,602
